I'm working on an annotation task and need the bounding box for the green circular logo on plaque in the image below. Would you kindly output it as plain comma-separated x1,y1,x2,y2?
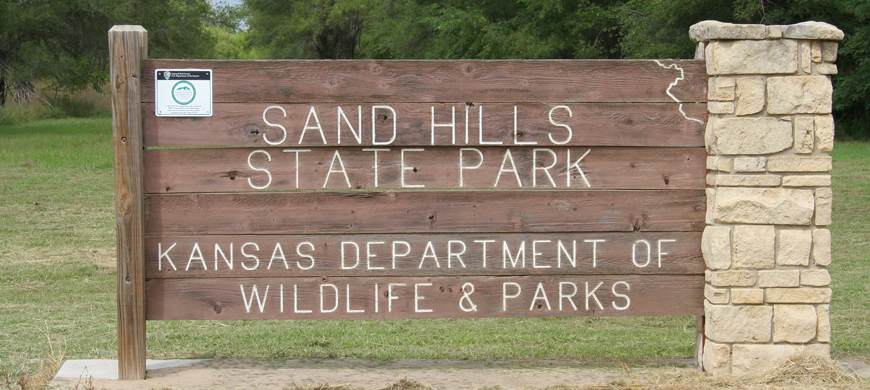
171,81,196,105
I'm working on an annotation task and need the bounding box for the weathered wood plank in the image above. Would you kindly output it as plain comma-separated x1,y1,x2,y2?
142,103,706,147
144,275,705,320
144,190,706,235
144,232,704,278
143,146,706,193
110,25,147,381
141,60,707,104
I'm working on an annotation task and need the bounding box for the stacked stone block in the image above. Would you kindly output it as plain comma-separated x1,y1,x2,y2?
690,21,842,375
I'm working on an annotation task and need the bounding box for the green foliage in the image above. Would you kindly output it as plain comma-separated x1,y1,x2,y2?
0,102,64,127
409,0,623,59
0,0,235,111
245,0,870,139
206,26,267,60
247,0,625,60
618,0,731,59
616,0,870,139
0,0,113,103
119,0,217,59
247,0,371,59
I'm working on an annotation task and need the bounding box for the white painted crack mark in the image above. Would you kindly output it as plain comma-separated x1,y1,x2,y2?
654,60,705,124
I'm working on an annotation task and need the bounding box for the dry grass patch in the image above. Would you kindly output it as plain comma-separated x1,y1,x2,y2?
587,353,864,390
281,355,865,390
282,377,433,390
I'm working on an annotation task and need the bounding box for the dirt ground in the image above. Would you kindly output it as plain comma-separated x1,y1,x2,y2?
48,358,668,389
48,357,870,390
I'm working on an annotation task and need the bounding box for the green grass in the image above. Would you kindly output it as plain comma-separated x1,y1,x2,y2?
0,118,868,386
828,141,870,359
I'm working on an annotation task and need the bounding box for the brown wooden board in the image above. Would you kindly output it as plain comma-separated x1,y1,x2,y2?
110,25,148,381
141,60,706,104
144,232,703,278
145,190,706,236
144,275,704,320
142,103,706,148
144,146,705,193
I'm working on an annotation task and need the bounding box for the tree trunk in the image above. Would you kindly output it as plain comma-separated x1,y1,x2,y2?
0,76,6,106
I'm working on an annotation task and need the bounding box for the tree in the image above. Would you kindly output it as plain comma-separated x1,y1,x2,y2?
0,0,219,106
361,0,627,60
246,0,627,60
247,0,370,59
617,0,870,139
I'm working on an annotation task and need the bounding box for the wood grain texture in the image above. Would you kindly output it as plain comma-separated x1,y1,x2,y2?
110,25,147,381
144,146,705,192
144,190,706,235
141,60,706,104
142,103,706,147
144,275,705,320
143,232,704,278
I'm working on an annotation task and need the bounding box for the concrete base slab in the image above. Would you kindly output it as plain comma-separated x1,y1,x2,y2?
50,358,647,390
842,359,870,378
53,359,202,381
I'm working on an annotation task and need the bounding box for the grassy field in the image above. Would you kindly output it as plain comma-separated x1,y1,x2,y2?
0,117,868,388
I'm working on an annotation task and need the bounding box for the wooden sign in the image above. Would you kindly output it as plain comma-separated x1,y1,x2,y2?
112,27,707,379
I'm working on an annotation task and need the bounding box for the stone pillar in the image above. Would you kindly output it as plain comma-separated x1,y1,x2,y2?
690,21,843,376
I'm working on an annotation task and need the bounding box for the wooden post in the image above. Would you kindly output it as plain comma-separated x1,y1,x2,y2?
109,25,147,380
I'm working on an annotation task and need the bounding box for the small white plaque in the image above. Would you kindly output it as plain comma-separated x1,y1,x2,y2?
155,69,213,117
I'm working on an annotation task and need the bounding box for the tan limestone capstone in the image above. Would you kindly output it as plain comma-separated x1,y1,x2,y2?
731,288,764,304
773,305,817,343
815,115,835,152
690,21,769,42
690,21,844,42
783,21,845,40
782,175,831,187
812,229,832,266
714,174,781,187
766,288,832,303
822,41,838,62
767,156,832,172
767,76,833,114
706,40,798,75
800,41,812,73
735,77,765,115
702,226,732,270
811,41,823,63
710,270,757,287
703,341,732,376
708,101,735,114
705,284,730,304
777,230,812,266
793,116,815,154
817,305,831,342
816,63,838,75
801,269,832,286
705,303,772,343
705,270,712,282
815,187,833,226
711,117,793,155
708,77,736,101
733,225,775,269
731,344,830,376
768,25,786,38
714,188,814,225
733,157,766,173
758,270,801,288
